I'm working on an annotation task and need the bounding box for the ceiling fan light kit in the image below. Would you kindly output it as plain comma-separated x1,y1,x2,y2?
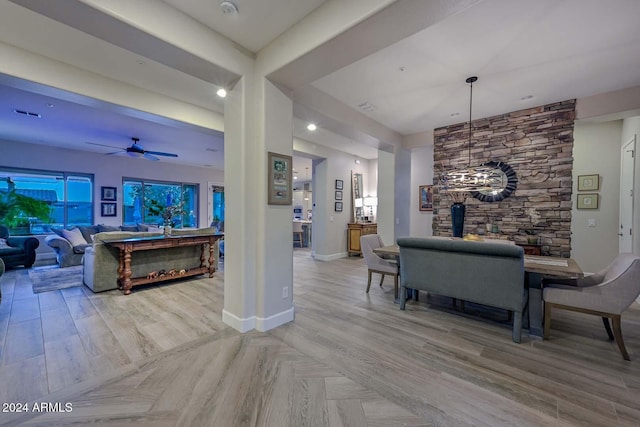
86,137,178,161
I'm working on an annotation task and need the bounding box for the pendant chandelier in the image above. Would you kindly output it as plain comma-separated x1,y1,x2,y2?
440,76,504,192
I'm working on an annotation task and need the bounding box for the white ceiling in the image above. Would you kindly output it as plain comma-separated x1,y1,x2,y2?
2,0,640,168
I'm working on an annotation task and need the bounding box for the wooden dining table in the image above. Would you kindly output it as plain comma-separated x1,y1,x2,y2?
372,244,584,338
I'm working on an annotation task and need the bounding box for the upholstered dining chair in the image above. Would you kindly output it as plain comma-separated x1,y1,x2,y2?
293,221,304,247
360,234,398,299
543,253,640,361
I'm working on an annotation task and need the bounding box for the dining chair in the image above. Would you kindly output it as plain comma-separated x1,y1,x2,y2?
543,253,640,360
293,221,304,247
360,234,398,299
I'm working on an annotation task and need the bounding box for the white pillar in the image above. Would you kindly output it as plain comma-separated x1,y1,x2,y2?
222,75,295,332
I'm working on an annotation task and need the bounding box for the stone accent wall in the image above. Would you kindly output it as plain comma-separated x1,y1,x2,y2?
432,100,576,257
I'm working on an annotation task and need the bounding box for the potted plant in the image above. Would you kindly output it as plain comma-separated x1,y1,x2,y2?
0,190,52,235
524,229,539,245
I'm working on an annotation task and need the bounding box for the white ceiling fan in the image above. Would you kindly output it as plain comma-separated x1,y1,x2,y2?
86,137,178,161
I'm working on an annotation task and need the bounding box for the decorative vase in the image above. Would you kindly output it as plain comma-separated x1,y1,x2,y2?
164,224,172,237
451,203,466,238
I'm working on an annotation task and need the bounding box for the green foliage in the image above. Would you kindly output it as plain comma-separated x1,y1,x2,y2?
0,190,52,229
129,185,185,227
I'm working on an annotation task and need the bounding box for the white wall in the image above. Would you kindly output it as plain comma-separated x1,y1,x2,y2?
410,145,434,237
1,139,223,229
395,148,411,240
572,121,622,272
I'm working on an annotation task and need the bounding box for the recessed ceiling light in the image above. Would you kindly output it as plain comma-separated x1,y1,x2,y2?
206,147,219,152
307,123,317,131
521,95,534,101
450,112,460,117
46,103,54,108
220,1,238,15
216,88,227,98
136,59,145,65
399,66,406,72
204,164,212,167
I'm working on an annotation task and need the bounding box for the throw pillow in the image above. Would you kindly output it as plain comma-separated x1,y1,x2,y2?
77,225,100,243
0,238,10,249
60,228,88,247
51,227,66,238
120,225,138,232
137,224,150,232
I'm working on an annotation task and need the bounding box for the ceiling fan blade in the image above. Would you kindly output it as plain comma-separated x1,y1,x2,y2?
145,150,178,157
105,151,125,156
143,153,160,161
85,141,124,150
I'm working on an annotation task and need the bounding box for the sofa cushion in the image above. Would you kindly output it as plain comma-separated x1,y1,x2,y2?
120,225,138,232
60,228,88,247
0,238,9,249
137,224,149,231
77,225,100,243
98,224,120,232
73,243,92,254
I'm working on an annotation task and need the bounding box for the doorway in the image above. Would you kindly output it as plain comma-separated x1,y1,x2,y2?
619,135,635,253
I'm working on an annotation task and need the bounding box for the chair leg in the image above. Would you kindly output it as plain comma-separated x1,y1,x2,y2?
543,302,552,339
366,270,372,293
379,273,385,287
512,310,522,343
399,286,407,310
611,315,630,361
393,274,398,300
602,317,614,341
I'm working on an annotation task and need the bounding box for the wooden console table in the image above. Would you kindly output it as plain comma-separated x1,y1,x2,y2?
103,233,223,295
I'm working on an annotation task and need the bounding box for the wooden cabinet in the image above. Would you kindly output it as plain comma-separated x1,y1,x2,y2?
347,223,377,256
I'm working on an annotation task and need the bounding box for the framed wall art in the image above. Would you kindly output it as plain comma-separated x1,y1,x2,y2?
419,184,433,211
577,193,599,209
578,174,599,191
335,190,343,201
335,179,343,190
335,202,343,212
267,152,293,205
101,186,117,201
101,202,117,217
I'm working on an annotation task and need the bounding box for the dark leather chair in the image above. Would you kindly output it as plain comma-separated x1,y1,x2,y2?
0,225,40,269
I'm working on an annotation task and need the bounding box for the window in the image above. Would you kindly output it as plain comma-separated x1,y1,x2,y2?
212,185,224,228
123,178,198,227
0,167,93,235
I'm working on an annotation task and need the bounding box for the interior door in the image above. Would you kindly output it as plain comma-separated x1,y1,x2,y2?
619,136,636,253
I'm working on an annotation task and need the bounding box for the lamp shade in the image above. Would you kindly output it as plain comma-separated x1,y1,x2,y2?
364,197,377,207
355,198,363,208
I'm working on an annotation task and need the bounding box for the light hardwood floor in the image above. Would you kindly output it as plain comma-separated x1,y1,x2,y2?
0,250,639,426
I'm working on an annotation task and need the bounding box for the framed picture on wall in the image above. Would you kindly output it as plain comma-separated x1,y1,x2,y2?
335,179,343,190
419,185,433,211
267,152,293,205
335,190,343,200
101,202,117,217
335,202,343,212
101,186,117,201
578,174,599,191
577,193,599,209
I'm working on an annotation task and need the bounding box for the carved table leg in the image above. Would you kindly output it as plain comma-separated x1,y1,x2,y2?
208,238,215,277
117,249,124,290
123,244,133,295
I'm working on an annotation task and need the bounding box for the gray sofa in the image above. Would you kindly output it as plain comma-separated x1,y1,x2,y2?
45,224,154,267
83,227,218,293
397,237,527,343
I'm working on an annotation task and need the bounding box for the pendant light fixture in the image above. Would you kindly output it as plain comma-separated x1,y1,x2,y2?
440,76,503,192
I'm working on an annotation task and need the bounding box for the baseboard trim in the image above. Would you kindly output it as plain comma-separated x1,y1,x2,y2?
223,306,295,332
222,310,255,332
255,306,295,332
314,252,348,261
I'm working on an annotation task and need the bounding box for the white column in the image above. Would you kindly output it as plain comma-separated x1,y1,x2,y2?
223,75,295,332
377,150,395,245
